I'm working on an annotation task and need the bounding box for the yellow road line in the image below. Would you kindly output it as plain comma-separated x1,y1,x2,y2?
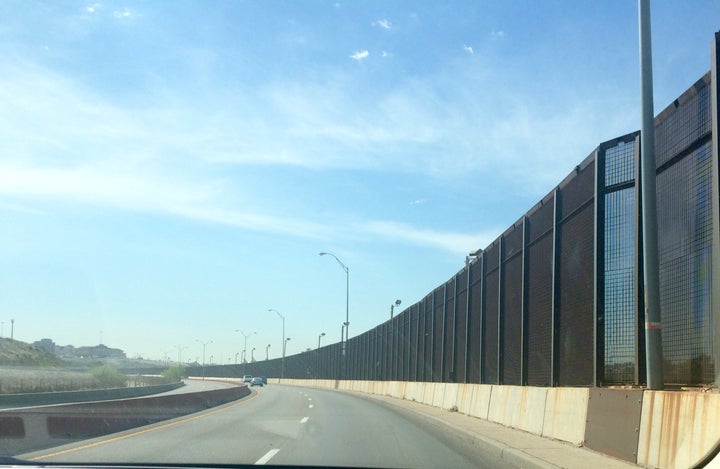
30,390,261,461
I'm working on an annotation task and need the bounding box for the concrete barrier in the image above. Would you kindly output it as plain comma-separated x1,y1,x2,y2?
0,383,249,456
0,381,184,408
637,390,720,468
541,387,588,445
516,387,547,436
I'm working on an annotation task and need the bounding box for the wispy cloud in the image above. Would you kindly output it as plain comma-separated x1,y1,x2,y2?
350,50,369,61
359,220,497,255
491,30,505,39
113,8,132,19
373,19,392,30
409,199,427,206
463,45,474,54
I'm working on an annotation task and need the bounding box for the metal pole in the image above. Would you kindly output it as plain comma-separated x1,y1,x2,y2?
269,310,286,380
638,0,664,390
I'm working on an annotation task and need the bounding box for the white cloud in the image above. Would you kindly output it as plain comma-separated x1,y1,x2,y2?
381,51,391,58
373,19,392,30
113,8,132,19
463,45,474,54
491,30,505,39
409,199,427,206
359,220,497,255
350,50,369,61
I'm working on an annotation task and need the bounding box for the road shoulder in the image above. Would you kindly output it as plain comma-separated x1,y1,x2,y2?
340,389,638,469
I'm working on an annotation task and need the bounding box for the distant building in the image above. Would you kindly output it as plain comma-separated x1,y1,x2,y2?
35,340,126,359
34,338,56,354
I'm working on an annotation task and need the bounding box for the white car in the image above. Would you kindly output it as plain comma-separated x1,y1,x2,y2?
242,375,252,383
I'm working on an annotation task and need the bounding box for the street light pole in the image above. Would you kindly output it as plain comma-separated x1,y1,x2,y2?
319,252,350,339
319,252,350,380
269,309,286,380
196,340,212,380
176,345,188,366
284,337,291,371
266,343,271,361
235,329,257,361
317,332,326,349
638,0,664,391
251,347,255,362
390,299,402,319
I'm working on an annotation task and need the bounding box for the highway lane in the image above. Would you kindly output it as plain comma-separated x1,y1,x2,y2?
152,378,237,395
18,384,504,468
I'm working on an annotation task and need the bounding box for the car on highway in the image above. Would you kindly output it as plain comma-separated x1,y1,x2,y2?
250,377,264,387
242,375,253,383
260,376,267,384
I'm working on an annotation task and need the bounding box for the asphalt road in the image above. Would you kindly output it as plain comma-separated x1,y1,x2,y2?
152,378,237,395
18,384,505,468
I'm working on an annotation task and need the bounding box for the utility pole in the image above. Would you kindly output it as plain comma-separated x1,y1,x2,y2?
639,0,664,390
10,319,14,340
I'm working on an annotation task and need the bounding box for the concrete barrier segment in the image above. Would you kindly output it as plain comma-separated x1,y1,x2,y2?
637,390,720,469
0,384,250,456
541,387,588,445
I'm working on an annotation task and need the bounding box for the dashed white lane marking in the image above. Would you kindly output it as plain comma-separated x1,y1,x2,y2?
255,448,280,465
301,417,309,423
308,398,312,401
309,404,314,409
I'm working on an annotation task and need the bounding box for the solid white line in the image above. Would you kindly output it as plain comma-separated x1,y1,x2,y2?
309,404,314,408
255,448,280,465
301,417,309,423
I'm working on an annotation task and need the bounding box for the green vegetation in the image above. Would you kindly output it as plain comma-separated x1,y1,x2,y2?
89,364,128,388
160,365,187,383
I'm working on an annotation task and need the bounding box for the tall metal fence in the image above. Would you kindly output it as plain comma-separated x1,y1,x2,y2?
223,33,720,388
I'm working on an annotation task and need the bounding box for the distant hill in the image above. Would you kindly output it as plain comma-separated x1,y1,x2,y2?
0,338,64,366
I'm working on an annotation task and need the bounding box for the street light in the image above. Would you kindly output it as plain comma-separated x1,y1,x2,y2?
319,252,350,339
251,347,256,362
269,309,286,380
284,337,291,359
195,340,212,380
235,352,240,364
317,332,326,349
390,299,402,319
235,330,257,364
266,343,271,361
176,345,188,366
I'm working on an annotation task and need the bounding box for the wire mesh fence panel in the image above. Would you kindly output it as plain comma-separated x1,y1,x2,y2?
657,141,714,384
410,305,419,381
502,250,523,385
432,286,444,382
468,260,483,383
557,163,596,386
483,251,500,384
443,277,456,382
456,267,469,383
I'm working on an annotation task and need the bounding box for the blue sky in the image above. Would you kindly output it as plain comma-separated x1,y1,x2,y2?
0,1,718,363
